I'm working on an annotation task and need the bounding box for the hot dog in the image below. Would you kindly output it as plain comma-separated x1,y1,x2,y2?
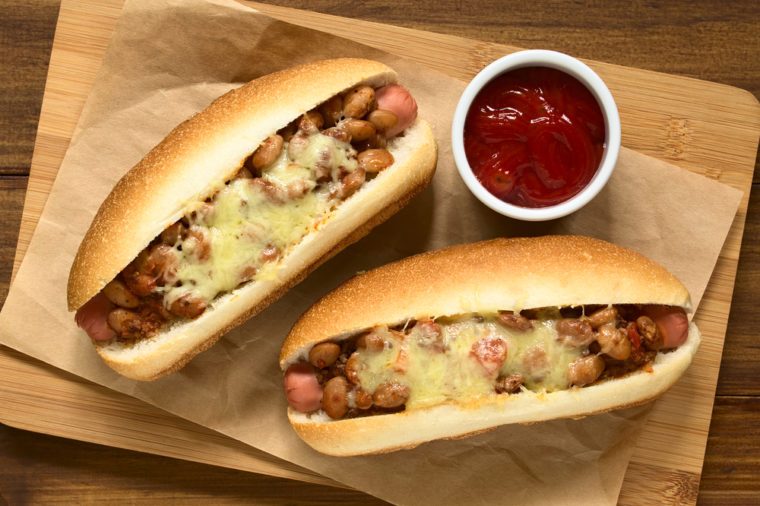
279,236,701,456
67,58,437,381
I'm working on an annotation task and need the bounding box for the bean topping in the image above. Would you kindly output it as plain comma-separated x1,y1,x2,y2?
367,109,398,133
556,319,595,347
308,342,341,369
323,376,349,419
497,311,532,331
636,315,661,350
358,149,394,173
587,306,618,329
495,373,524,394
596,322,632,360
354,387,374,410
103,279,140,309
341,118,376,142
372,382,410,408
343,85,375,119
252,134,284,170
356,330,385,352
169,293,207,319
567,355,605,387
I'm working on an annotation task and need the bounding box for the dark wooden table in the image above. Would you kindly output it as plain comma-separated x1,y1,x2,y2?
1,1,758,504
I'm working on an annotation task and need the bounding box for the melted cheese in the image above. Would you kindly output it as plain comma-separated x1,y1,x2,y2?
355,314,584,410
163,133,354,308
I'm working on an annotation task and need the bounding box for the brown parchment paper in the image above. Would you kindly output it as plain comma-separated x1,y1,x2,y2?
0,0,743,504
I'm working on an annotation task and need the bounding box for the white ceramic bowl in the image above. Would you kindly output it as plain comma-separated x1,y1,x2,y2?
451,49,621,221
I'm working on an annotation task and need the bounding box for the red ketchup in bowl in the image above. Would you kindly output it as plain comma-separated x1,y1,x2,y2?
464,67,606,208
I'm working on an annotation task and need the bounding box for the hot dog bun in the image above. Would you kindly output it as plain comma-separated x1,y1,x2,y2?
67,58,437,380
279,236,701,456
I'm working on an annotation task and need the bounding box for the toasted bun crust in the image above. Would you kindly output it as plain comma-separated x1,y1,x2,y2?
280,236,692,365
68,58,397,311
279,236,699,456
67,59,438,380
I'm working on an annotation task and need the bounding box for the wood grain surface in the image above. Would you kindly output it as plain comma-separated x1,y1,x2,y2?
1,0,758,504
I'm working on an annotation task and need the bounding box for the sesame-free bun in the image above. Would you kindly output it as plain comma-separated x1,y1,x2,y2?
279,236,700,456
67,59,437,380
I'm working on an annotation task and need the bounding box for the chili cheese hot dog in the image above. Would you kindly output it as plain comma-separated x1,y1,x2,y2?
68,58,437,381
279,236,701,456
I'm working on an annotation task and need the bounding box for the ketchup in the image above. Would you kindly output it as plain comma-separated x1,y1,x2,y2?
464,67,605,208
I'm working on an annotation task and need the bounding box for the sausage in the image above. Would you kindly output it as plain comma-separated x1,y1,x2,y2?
284,363,323,413
375,84,418,138
643,306,689,349
75,293,116,342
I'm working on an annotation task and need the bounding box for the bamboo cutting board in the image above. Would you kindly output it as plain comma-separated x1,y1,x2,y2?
3,0,759,503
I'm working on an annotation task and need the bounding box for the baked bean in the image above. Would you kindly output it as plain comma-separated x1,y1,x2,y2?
142,295,172,320
367,109,398,133
414,318,443,350
238,265,257,284
340,168,366,199
597,322,631,360
322,126,351,143
495,373,524,394
169,293,207,319
308,342,341,369
587,306,618,329
252,134,284,170
344,353,362,384
122,267,155,297
298,110,324,131
353,387,373,410
373,382,409,408
124,244,178,295
237,166,254,179
356,330,385,352
470,337,508,377
354,132,387,152
287,132,310,161
358,149,394,173
636,315,661,350
190,202,215,224
343,85,375,119
259,244,280,263
277,120,298,142
556,319,595,348
185,226,211,262
567,355,605,387
286,178,313,199
341,119,376,142
497,311,532,331
319,95,343,127
102,279,139,309
107,308,144,338
522,345,549,379
322,376,349,419
160,221,186,246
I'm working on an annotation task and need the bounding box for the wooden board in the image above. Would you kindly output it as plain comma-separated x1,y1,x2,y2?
2,0,758,504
